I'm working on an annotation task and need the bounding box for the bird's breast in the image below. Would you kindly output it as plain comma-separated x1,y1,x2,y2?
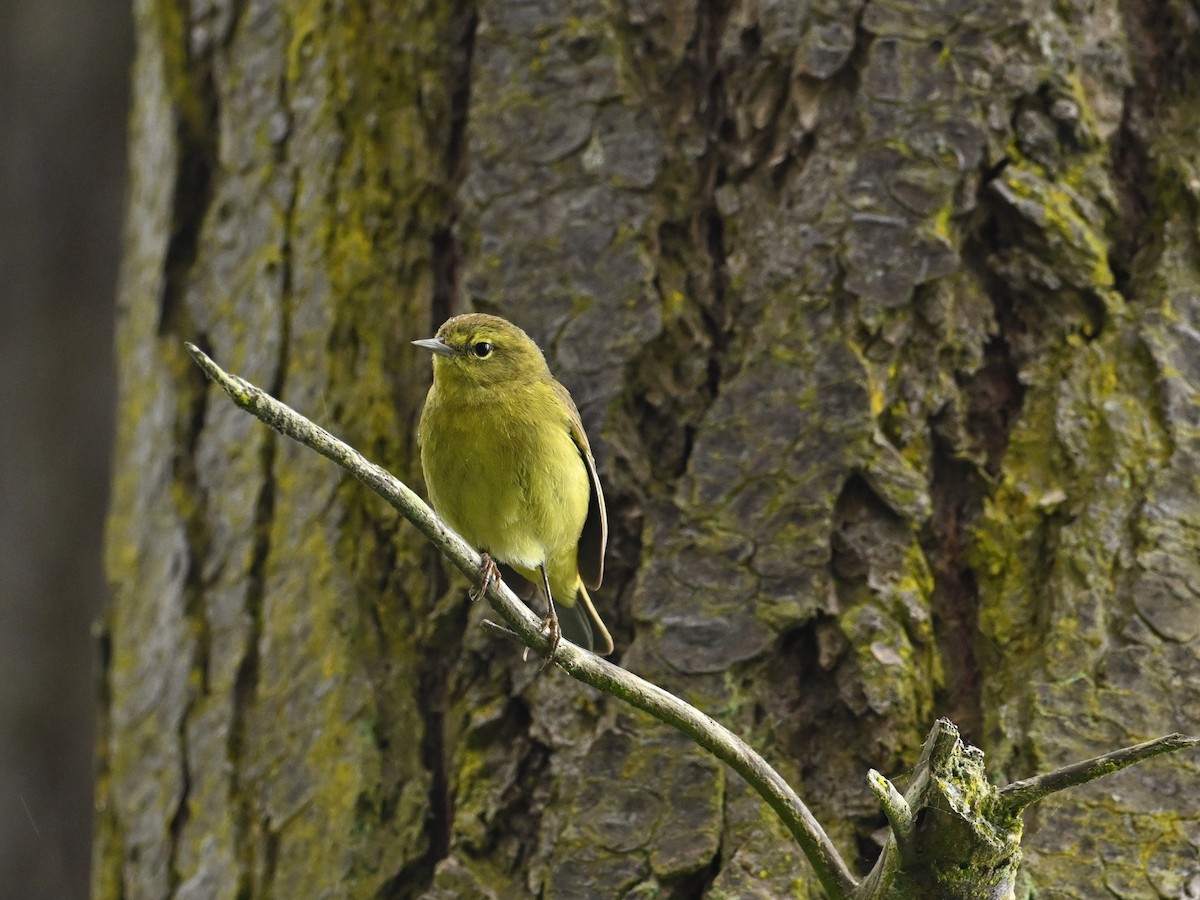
419,386,590,569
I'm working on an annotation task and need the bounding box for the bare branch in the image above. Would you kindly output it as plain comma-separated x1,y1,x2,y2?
185,343,859,900
998,732,1200,815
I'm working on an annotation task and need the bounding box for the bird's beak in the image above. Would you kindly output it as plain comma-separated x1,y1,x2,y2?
412,337,458,357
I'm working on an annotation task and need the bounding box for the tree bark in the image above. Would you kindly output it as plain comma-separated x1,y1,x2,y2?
98,0,1200,897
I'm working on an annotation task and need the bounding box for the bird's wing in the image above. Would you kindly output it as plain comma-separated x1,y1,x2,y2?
555,380,607,589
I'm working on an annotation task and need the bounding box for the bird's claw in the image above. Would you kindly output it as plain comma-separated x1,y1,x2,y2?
522,607,562,668
470,553,500,602
536,608,561,672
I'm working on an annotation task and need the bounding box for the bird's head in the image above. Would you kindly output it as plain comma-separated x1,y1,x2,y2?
413,313,551,389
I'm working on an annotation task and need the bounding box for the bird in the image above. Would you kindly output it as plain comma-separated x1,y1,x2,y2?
413,313,613,657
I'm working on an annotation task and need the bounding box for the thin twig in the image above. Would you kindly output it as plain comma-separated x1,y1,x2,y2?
185,343,858,900
998,733,1200,815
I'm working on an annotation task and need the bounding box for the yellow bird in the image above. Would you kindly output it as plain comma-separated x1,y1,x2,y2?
413,314,613,656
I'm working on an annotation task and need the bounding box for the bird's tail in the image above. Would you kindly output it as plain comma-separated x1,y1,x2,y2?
559,582,613,656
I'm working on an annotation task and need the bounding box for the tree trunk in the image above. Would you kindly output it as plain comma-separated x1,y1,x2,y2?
97,0,1200,897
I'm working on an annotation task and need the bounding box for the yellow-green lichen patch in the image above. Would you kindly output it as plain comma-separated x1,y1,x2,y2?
991,164,1116,295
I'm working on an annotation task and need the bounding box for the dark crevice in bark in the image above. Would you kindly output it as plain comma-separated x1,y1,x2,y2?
157,136,215,334
832,4,873,110
375,704,545,900
259,823,280,897
166,747,193,891
672,843,723,899
408,623,455,892
179,331,215,693
430,3,477,327
920,188,1028,748
961,243,1026,479
375,865,413,900
701,184,730,379
924,438,984,742
430,228,457,328
967,328,1026,476
764,618,881,867
696,0,733,356
418,672,452,860
768,127,816,192
220,0,248,50
1121,0,1200,98
1108,104,1150,299
92,620,125,897
156,0,219,337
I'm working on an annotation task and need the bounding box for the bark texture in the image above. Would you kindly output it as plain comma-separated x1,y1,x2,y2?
99,0,1200,897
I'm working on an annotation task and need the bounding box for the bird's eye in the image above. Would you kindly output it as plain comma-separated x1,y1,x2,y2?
472,341,494,358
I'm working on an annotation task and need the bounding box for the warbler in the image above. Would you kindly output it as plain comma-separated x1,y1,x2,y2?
413,313,613,656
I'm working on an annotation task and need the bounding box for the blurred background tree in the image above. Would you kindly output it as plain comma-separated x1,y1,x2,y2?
0,0,131,896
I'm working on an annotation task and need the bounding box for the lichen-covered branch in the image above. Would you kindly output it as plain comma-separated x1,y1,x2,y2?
185,343,859,900
853,720,1199,900
854,719,1023,900
867,768,913,852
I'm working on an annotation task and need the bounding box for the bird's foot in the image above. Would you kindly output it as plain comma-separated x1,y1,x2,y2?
470,553,500,602
522,603,562,667
536,605,562,672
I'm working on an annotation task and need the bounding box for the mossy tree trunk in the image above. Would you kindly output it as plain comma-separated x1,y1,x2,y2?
97,0,1200,897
